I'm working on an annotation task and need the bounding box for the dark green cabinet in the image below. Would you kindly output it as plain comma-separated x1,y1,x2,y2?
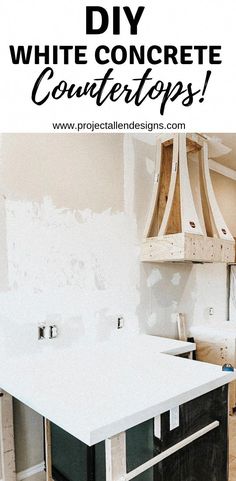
51,423,88,481
51,419,154,481
50,386,228,481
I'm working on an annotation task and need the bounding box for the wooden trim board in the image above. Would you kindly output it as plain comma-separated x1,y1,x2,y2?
105,421,220,481
16,462,45,481
0,391,16,481
44,419,52,481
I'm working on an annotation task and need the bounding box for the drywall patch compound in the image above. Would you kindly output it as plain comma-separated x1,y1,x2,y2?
1,197,140,344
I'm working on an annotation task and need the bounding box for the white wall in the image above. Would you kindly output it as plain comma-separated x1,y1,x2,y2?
211,170,236,237
126,135,229,334
0,133,234,473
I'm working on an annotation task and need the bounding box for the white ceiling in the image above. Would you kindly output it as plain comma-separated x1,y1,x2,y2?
206,133,236,171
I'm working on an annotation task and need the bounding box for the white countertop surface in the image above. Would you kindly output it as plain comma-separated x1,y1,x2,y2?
0,334,235,446
189,323,236,338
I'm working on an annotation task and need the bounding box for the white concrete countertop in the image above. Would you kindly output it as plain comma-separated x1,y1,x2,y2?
189,323,236,338
0,334,235,446
143,336,196,355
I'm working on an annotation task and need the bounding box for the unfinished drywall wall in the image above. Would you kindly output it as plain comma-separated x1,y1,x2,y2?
0,132,235,475
0,133,138,474
1,133,123,212
127,134,230,335
13,401,44,474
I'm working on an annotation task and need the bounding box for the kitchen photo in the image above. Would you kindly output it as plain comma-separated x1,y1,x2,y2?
0,132,236,481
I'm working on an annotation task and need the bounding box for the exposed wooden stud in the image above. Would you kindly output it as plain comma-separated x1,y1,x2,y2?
0,390,16,481
105,432,126,481
44,419,53,481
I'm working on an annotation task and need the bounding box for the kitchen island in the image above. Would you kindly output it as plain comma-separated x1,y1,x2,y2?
0,334,235,481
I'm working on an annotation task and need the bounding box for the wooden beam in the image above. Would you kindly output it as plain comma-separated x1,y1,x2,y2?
0,390,16,481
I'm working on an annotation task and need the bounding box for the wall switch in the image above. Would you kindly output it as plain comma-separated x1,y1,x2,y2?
170,406,180,430
209,307,214,316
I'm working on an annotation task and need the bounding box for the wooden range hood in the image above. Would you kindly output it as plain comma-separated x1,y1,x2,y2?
141,133,235,263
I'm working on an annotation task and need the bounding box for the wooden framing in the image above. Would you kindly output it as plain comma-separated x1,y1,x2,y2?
44,419,53,481
105,421,220,481
0,389,228,481
105,432,126,481
142,133,235,263
0,394,52,481
195,339,236,415
142,233,235,263
0,391,16,481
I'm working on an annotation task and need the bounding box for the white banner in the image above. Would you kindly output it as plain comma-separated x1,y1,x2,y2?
1,0,235,132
